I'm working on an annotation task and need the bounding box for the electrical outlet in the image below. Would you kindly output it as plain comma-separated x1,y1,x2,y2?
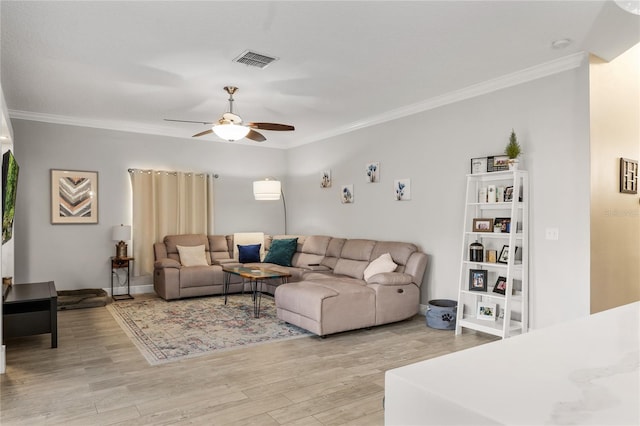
545,228,559,240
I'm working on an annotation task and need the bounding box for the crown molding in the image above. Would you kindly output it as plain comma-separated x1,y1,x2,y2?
8,52,586,150
290,52,587,147
7,110,290,149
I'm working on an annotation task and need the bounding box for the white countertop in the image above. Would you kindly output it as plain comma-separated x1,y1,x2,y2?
385,302,640,425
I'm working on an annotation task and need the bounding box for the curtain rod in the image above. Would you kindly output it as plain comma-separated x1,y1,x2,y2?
128,168,219,178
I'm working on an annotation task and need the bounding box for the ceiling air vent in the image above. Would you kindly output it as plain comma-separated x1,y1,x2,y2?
233,50,279,69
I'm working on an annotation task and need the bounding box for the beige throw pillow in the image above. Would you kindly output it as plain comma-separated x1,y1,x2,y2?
176,244,208,267
363,253,397,282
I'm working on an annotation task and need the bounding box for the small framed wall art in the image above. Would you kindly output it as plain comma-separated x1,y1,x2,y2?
365,162,380,183
394,179,411,201
320,169,332,188
51,169,99,224
620,158,638,194
341,184,354,204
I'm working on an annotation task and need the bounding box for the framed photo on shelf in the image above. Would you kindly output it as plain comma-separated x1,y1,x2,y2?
493,217,511,233
477,302,498,321
472,218,494,232
470,157,488,174
487,155,509,172
493,276,507,295
50,169,99,224
469,269,488,291
504,186,514,202
497,245,510,264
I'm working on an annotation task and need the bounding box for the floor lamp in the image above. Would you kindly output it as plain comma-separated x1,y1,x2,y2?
253,178,287,235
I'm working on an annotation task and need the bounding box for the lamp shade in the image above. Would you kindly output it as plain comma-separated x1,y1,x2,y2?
213,123,250,141
112,224,132,242
253,179,281,200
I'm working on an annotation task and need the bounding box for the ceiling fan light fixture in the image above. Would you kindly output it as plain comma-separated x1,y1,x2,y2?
615,0,640,15
213,123,250,141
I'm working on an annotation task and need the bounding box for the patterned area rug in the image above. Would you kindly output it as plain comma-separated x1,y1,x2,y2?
107,294,311,365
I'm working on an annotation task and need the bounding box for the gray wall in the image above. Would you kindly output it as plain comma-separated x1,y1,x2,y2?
285,66,591,329
12,64,590,329
13,121,287,290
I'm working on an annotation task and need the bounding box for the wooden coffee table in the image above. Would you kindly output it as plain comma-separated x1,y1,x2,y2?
222,266,291,318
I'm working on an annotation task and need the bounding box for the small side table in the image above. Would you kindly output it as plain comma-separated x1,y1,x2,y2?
110,256,134,301
3,281,58,348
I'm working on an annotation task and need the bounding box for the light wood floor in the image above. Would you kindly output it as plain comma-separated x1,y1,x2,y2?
1,296,496,425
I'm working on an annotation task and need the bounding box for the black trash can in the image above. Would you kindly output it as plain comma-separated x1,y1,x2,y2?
426,299,457,330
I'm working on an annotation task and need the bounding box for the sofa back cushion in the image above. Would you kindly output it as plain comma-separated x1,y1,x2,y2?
164,234,210,263
233,232,265,260
320,237,346,269
176,244,209,266
294,235,331,268
208,235,232,262
370,241,418,273
333,239,376,279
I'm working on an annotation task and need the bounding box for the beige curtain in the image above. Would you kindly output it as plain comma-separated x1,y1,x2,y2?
129,169,215,276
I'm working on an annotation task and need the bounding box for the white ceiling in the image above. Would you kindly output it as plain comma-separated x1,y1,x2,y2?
1,1,639,149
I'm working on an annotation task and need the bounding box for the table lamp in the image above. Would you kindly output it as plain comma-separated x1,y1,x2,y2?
112,224,131,258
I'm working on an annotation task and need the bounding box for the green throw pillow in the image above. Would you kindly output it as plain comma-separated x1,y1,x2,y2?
263,238,298,267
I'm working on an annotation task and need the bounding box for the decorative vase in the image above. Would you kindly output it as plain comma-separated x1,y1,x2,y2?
508,158,520,170
469,241,484,262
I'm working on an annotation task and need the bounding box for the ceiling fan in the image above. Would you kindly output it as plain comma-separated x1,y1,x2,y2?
164,86,295,142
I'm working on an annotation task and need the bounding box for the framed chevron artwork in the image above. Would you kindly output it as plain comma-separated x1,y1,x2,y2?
51,169,99,224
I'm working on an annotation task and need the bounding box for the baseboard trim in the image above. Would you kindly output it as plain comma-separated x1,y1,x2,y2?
105,284,154,297
1,344,6,374
419,304,428,316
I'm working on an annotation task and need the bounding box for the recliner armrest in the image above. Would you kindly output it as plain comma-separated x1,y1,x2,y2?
366,272,413,286
306,264,331,271
155,258,181,269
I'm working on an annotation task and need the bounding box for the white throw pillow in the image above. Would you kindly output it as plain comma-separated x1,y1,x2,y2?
363,253,397,282
176,244,208,267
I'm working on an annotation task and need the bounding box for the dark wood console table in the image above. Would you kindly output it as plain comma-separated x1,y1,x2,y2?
2,281,57,348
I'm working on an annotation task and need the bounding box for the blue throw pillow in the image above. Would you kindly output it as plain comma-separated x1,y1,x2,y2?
237,244,261,263
263,238,298,267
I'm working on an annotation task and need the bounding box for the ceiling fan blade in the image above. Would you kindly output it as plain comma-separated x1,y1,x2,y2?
247,122,295,131
192,129,214,138
245,129,267,142
165,118,214,125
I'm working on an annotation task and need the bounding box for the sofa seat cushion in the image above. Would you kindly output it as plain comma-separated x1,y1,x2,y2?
275,280,376,335
276,281,338,321
180,265,222,288
306,275,367,289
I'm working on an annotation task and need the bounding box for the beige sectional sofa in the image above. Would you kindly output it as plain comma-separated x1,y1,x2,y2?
153,233,428,336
